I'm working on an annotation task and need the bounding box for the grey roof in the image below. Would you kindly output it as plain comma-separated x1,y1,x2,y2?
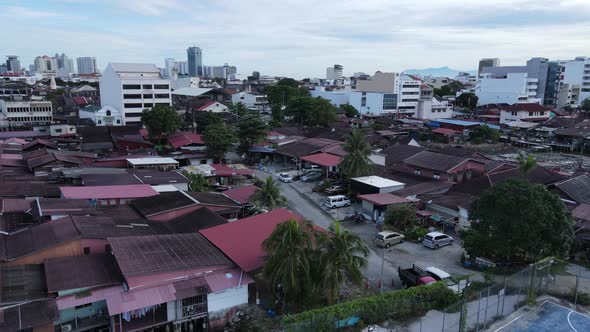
172,87,213,97
403,151,469,172
381,144,423,165
44,254,123,293
110,63,160,73
555,174,590,204
108,233,233,277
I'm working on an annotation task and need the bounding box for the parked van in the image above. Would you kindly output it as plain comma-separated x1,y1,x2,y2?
323,195,351,209
422,232,454,249
374,231,405,248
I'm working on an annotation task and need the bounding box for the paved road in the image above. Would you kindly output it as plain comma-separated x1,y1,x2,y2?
254,170,398,292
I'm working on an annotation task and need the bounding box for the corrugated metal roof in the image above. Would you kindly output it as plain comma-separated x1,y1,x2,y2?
110,63,160,73
60,184,159,199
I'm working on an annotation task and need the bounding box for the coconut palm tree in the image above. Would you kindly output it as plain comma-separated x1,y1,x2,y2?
319,221,369,304
516,152,536,175
182,171,208,192
251,176,287,210
262,219,315,303
340,129,373,179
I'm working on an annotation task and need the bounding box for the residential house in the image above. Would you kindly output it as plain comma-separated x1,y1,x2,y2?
357,193,413,222
60,184,159,205
401,151,486,182
499,103,550,124
127,157,179,170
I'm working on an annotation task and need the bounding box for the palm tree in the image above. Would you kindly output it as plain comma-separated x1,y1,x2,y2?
340,129,373,179
516,153,536,175
182,171,208,192
262,219,315,303
252,176,287,210
319,221,369,304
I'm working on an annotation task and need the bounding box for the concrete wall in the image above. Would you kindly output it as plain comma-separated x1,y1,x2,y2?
207,285,248,313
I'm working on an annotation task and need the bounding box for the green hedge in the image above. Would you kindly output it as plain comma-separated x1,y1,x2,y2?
282,282,457,330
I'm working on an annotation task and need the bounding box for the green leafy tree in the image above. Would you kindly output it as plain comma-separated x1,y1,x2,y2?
182,171,208,192
231,102,248,118
434,85,453,97
341,104,359,118
287,96,337,128
264,80,309,115
462,178,575,263
319,222,369,304
516,153,536,174
276,78,300,88
262,219,315,303
251,176,287,210
141,105,182,143
456,92,478,110
340,129,373,179
195,112,223,134
202,122,237,162
384,204,417,232
470,125,500,144
581,98,590,112
238,113,268,154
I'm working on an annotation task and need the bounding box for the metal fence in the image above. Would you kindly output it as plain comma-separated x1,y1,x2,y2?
414,260,590,332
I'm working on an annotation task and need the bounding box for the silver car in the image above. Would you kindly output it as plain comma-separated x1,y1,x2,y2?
422,232,454,249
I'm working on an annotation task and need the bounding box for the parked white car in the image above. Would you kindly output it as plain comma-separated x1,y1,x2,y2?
278,173,293,183
422,232,454,249
323,195,351,209
426,267,470,294
304,165,321,173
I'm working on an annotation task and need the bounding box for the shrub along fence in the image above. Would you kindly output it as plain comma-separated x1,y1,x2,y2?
281,282,457,331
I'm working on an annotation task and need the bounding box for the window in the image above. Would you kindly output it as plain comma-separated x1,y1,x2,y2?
55,128,62,133
143,94,153,99
75,303,92,310
143,103,154,108
529,112,534,116
124,103,143,108
126,112,144,117
155,93,170,98
383,93,397,110
142,84,153,89
511,111,517,116
154,84,169,89
97,120,102,124
83,247,90,255
106,110,111,116
156,102,170,106
116,119,121,124
122,84,141,89
123,94,142,99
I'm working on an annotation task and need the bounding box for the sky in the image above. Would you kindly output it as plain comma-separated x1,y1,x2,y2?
1,0,590,79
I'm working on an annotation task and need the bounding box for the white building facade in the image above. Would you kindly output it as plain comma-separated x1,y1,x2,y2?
231,90,268,112
326,64,343,80
310,87,351,107
474,72,540,105
100,63,172,125
0,100,53,125
556,56,590,108
397,75,423,114
76,57,98,75
416,98,453,120
79,105,124,126
499,104,550,124
349,72,399,116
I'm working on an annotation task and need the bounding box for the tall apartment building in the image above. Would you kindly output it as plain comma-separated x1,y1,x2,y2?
99,63,172,125
478,58,500,76
77,57,98,74
55,53,75,78
326,64,343,80
397,75,425,114
474,72,539,105
174,61,189,75
556,56,590,108
0,100,53,125
349,72,399,115
187,46,203,77
164,58,175,78
34,56,58,74
6,55,21,72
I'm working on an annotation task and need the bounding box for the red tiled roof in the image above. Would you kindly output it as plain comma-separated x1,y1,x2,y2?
223,185,257,204
60,184,159,199
432,128,461,136
167,131,204,149
357,193,411,206
201,209,321,272
300,152,343,167
196,100,216,111
503,103,547,112
73,96,90,106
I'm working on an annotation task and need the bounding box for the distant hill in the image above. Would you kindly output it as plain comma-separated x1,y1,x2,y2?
403,66,477,78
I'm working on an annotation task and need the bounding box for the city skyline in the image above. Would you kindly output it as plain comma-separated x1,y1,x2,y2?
1,0,590,78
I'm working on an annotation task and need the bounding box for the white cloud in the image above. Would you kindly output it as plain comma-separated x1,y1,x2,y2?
112,0,183,16
3,6,59,18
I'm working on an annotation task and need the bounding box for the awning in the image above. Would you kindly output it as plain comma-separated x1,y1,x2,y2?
416,210,434,217
249,146,275,153
300,153,342,167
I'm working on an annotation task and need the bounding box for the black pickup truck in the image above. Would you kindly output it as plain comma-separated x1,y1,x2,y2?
398,264,437,288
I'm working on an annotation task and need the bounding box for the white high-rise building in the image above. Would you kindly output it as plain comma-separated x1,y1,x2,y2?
349,72,399,115
56,53,75,78
556,56,590,108
174,61,189,75
77,57,98,74
326,64,343,80
34,56,58,74
99,63,172,125
164,58,175,78
474,72,540,105
397,74,424,114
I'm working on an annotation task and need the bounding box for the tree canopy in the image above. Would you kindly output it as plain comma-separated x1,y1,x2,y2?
264,80,309,123
340,129,373,179
195,112,223,134
470,125,500,144
182,171,208,192
462,178,575,263
202,122,237,162
456,92,478,110
140,105,182,142
341,104,359,118
516,153,537,174
384,204,417,232
238,112,268,154
582,98,590,112
251,176,287,210
433,81,465,98
286,96,337,127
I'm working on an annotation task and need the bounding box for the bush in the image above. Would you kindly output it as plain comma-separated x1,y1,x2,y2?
282,283,457,330
405,227,429,242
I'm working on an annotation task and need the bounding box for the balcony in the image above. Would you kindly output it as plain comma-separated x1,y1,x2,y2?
114,304,169,332
54,310,110,332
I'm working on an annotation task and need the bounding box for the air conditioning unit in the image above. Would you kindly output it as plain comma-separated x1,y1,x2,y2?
61,324,73,332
